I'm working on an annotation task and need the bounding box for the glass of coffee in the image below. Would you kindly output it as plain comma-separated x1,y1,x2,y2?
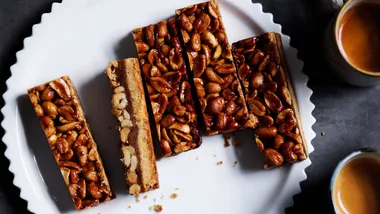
324,0,380,86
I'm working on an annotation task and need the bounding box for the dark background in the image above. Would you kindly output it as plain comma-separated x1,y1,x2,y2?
1,0,379,213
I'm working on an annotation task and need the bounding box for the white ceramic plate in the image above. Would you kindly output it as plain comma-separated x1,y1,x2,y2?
1,0,316,213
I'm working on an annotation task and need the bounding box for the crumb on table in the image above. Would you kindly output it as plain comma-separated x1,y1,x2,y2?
144,195,148,199
136,194,140,202
175,188,179,191
321,132,325,136
128,205,131,209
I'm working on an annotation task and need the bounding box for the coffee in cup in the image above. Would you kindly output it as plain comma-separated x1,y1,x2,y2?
323,0,380,86
337,0,380,73
332,155,380,213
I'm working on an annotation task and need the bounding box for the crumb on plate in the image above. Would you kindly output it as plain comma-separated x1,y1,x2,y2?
217,161,223,165
155,205,163,212
233,161,238,167
170,193,178,199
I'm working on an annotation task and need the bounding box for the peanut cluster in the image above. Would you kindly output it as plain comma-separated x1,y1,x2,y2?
176,1,256,136
27,77,114,210
133,18,201,158
232,33,307,168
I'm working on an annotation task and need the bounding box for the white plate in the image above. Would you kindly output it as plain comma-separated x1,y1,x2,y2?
1,0,316,213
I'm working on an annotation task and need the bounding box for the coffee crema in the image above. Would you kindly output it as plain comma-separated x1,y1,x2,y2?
333,157,380,214
338,1,380,73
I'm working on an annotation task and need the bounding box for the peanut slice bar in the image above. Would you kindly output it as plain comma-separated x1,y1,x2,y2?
27,76,114,210
232,32,308,168
176,0,256,136
105,58,159,194
132,18,202,158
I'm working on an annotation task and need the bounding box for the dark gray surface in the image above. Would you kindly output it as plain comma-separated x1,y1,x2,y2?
0,0,378,214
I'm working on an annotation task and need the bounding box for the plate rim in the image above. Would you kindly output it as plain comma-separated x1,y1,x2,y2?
0,1,316,213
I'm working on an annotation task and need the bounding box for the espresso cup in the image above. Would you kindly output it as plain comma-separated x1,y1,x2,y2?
330,148,380,214
323,0,380,87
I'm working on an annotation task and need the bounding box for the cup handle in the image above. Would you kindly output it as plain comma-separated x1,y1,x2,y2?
330,0,348,10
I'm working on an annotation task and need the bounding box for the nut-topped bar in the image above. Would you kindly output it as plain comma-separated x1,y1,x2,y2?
27,76,114,210
106,58,159,194
232,32,308,168
132,18,201,158
176,0,256,136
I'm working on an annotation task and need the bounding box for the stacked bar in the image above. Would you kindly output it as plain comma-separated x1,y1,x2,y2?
27,76,114,210
105,58,159,194
176,0,257,136
232,32,308,168
132,18,202,158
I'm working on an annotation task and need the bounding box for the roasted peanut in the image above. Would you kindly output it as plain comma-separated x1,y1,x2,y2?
256,126,277,139
136,41,149,53
167,122,190,134
169,49,184,71
179,81,192,103
173,106,186,117
264,148,284,167
273,134,285,149
193,54,206,78
42,101,58,119
205,68,223,84
58,105,78,121
215,112,227,131
276,108,295,124
40,116,54,129
199,45,211,65
56,138,70,154
293,143,306,160
49,79,71,101
209,18,220,33
279,119,296,134
258,115,274,127
260,81,278,93
250,71,264,89
179,13,193,32
224,101,237,115
237,63,250,81
199,98,207,112
212,44,222,60
207,1,218,18
182,4,197,15
76,145,88,167
157,21,168,38
190,32,201,51
169,129,181,144
214,31,226,43
157,94,168,114
220,74,234,90
279,85,292,105
59,161,81,170
258,55,269,71
173,130,193,141
203,113,214,127
57,121,81,133
205,82,222,94
83,162,98,182
207,97,225,115
221,89,237,101
41,87,55,101
59,149,74,161
247,99,266,116
88,182,102,199
234,107,247,121
160,140,172,157
194,13,210,33
144,24,155,48
254,137,264,152
249,50,265,66
150,77,172,93
70,169,80,184
285,132,302,144
201,31,218,48
264,90,283,113
281,141,298,163
181,29,190,43
215,63,235,75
